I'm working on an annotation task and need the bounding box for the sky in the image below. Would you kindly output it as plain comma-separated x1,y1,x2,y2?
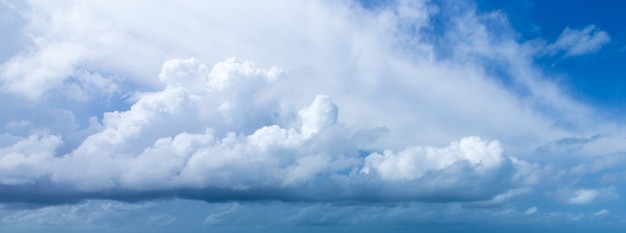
0,0,625,232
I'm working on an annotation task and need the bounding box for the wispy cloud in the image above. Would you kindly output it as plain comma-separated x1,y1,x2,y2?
548,25,610,57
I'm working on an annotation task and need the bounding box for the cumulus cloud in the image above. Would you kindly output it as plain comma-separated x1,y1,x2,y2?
548,25,610,57
0,57,516,204
361,136,504,180
0,133,61,185
298,95,338,138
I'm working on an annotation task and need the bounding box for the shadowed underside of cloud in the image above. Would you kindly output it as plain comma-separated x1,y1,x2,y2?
0,0,624,219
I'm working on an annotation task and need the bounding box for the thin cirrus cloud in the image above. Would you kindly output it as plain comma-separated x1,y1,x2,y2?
0,0,625,231
547,25,611,57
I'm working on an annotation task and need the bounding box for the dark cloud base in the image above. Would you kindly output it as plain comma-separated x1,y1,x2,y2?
0,161,514,206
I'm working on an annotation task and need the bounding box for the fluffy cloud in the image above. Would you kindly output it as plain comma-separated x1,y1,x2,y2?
361,136,504,180
0,57,516,203
298,95,338,138
0,133,61,185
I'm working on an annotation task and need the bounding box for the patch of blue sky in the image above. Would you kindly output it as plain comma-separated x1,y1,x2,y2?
478,0,626,113
47,69,134,128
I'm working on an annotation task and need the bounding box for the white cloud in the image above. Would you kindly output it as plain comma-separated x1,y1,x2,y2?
203,203,242,226
524,206,538,215
3,0,613,161
549,25,610,57
566,187,617,205
361,136,504,180
567,189,598,204
0,132,61,185
594,209,609,217
159,58,209,90
0,56,520,202
298,95,338,138
0,42,85,99
50,57,293,191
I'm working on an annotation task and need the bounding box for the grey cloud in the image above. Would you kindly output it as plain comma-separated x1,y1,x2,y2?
535,134,603,154
555,135,602,146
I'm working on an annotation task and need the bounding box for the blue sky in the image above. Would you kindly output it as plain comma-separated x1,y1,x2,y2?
478,0,626,111
464,0,625,120
1,0,626,232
